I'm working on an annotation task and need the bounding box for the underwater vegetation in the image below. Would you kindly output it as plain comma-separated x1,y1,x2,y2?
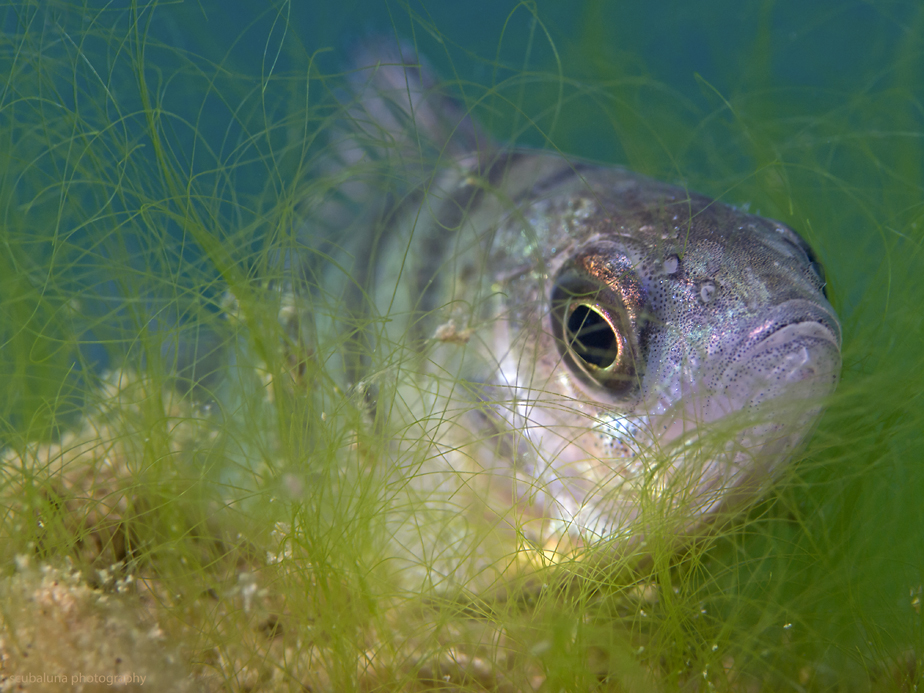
1,0,923,691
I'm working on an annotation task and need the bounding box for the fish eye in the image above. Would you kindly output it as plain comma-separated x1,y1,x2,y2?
550,272,639,394
566,302,621,370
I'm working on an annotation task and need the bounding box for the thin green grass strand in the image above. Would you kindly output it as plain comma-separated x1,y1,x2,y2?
1,1,923,690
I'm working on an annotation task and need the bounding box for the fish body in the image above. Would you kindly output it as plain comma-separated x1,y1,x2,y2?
293,44,841,590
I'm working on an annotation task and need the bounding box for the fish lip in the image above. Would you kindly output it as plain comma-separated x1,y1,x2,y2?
711,298,842,413
732,299,842,362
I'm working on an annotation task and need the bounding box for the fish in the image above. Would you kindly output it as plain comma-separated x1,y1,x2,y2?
283,39,842,593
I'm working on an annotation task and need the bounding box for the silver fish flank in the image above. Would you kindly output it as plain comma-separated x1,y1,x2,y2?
288,42,841,590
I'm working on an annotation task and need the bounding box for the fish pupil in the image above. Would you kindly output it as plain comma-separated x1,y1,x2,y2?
567,304,620,369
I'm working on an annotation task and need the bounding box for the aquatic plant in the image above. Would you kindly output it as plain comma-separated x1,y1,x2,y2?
1,1,922,690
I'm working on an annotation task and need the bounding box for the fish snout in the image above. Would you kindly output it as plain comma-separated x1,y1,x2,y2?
723,299,841,403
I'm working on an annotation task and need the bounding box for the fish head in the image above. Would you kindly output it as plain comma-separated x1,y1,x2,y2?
481,165,841,550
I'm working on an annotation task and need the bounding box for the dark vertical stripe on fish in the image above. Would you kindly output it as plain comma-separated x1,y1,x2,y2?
513,159,596,203
407,151,527,343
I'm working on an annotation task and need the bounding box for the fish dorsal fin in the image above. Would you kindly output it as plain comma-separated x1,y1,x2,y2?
334,37,494,189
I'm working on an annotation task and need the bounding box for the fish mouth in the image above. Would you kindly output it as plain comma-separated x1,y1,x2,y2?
732,299,841,364
651,299,841,438
722,299,841,400
631,299,841,522
492,300,843,546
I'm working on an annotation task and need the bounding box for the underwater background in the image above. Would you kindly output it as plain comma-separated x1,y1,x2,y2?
2,0,923,690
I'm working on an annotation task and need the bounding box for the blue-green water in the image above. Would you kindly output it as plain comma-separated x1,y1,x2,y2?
2,1,922,688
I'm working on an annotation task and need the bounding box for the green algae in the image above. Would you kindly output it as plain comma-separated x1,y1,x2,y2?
0,1,922,690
